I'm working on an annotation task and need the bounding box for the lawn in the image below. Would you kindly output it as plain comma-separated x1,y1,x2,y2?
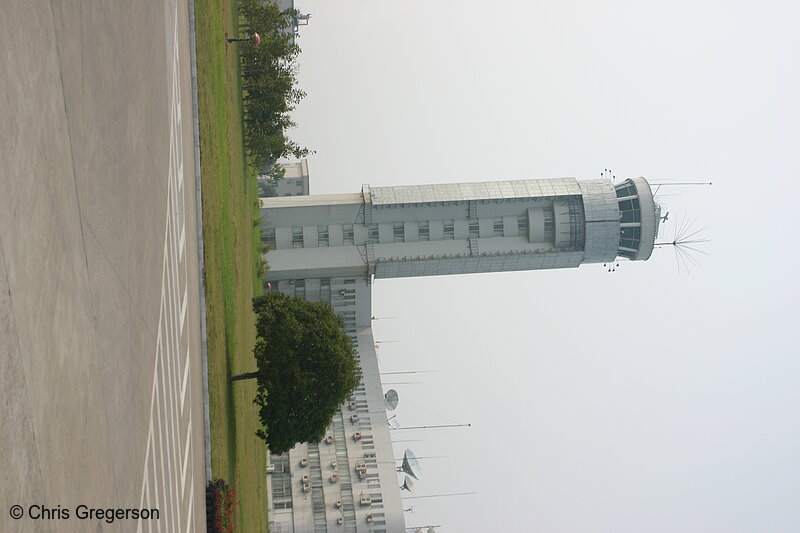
194,0,268,530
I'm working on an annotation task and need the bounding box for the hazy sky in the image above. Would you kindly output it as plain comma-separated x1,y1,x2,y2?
287,1,799,531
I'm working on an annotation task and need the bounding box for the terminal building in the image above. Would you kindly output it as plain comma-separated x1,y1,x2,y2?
260,175,662,533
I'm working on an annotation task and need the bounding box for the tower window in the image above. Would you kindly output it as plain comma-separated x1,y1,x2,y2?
543,211,554,233
443,220,455,239
292,227,303,248
518,215,529,237
619,198,641,223
368,225,379,241
343,225,354,245
619,226,641,250
469,220,479,238
418,221,429,241
615,183,637,198
493,217,504,236
317,225,329,247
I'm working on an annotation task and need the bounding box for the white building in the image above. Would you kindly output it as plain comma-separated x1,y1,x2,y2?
261,159,311,198
261,176,661,533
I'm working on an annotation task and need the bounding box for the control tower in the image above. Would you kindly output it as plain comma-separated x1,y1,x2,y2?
260,176,661,281
259,175,662,533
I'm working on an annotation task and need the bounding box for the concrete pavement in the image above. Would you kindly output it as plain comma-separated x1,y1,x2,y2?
0,1,207,531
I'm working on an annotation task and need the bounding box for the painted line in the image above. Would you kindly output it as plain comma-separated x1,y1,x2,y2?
138,5,198,530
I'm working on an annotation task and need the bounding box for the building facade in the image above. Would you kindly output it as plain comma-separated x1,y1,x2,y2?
261,176,661,533
261,159,311,198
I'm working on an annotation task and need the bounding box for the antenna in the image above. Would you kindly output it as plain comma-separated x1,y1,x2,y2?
390,423,471,431
600,168,616,182
384,389,399,411
654,212,709,274
647,180,713,186
403,492,478,500
602,261,620,273
381,371,440,375
398,449,422,480
401,476,416,493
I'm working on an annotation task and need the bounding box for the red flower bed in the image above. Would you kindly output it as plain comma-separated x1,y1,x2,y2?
206,479,238,532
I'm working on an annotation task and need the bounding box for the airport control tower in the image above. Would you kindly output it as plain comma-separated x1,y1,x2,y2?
261,176,661,281
259,176,662,533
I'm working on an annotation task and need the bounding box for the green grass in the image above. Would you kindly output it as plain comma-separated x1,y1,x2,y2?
194,1,267,531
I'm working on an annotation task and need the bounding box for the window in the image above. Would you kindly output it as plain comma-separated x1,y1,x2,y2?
619,226,641,250
368,225,379,241
493,217,504,236
619,198,641,223
443,220,455,239
292,227,303,248
343,224,354,245
294,279,305,299
393,222,404,241
469,220,479,238
317,225,329,247
543,211,554,233
261,228,276,247
270,454,293,504
418,221,429,241
518,215,529,237
615,183,637,198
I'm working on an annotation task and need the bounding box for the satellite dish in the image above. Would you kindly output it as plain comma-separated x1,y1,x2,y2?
428,528,438,533
388,417,401,429
400,449,422,480
384,389,399,411
401,476,415,493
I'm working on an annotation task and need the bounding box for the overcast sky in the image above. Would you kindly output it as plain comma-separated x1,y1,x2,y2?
287,1,799,531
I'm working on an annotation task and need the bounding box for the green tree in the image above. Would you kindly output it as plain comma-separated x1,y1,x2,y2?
232,292,361,454
236,0,311,168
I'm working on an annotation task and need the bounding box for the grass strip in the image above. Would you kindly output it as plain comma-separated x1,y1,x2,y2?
194,1,268,530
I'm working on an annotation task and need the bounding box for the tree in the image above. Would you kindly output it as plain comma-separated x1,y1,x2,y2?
236,0,311,168
231,292,361,454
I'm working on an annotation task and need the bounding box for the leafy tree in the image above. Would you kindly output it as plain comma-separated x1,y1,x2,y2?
235,0,311,168
232,292,361,454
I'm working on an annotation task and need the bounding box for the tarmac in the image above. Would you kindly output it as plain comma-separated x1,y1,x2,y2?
0,0,208,531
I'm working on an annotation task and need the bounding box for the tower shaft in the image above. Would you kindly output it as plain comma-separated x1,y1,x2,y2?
260,177,659,281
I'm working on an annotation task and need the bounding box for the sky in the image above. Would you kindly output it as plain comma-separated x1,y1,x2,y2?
286,1,800,531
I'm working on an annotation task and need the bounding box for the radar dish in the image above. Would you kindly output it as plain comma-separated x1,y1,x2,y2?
400,449,422,480
401,476,415,493
388,417,401,429
384,389,399,411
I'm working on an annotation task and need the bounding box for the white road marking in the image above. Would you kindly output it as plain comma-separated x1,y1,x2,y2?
138,7,199,532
